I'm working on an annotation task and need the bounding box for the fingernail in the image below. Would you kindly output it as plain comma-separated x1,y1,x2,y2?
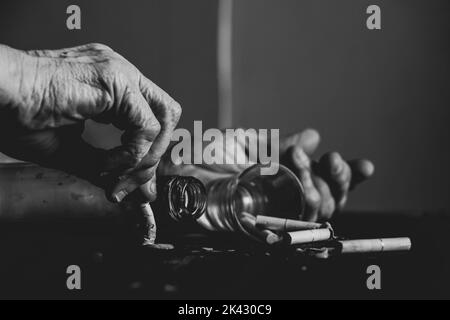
113,190,128,203
330,153,343,174
150,181,157,194
364,161,375,176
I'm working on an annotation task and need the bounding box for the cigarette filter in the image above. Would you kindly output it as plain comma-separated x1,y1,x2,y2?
261,229,284,245
240,213,284,245
255,215,322,232
339,238,412,254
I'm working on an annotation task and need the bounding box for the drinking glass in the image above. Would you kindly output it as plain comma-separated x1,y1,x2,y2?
199,164,305,240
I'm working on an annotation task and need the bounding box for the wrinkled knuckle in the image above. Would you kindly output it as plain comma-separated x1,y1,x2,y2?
26,49,42,57
88,43,113,52
96,59,117,77
103,54,127,70
100,89,114,108
147,120,162,137
170,101,182,121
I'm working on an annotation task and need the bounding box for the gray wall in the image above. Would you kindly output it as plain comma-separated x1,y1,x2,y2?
232,0,450,212
0,0,218,151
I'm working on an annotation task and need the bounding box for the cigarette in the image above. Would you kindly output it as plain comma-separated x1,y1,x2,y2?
140,202,157,245
255,215,322,232
261,229,284,245
240,213,284,245
287,227,332,245
339,238,412,254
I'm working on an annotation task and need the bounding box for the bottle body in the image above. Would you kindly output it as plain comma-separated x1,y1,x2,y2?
0,163,121,222
0,164,208,236
0,163,305,244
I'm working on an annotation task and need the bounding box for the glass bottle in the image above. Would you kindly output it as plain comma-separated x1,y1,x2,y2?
149,176,208,238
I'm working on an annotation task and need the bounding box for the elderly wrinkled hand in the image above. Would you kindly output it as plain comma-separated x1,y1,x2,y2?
0,43,181,203
163,128,374,222
280,129,374,221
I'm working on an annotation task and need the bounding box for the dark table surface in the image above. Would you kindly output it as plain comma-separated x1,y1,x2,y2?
0,211,449,299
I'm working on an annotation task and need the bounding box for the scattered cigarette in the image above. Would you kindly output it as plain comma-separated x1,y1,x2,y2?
287,227,333,245
339,238,412,254
255,215,322,232
239,213,284,245
239,212,411,255
140,202,157,245
261,229,284,245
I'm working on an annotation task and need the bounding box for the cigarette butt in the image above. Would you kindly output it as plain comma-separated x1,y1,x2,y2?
261,229,284,245
240,213,283,245
287,228,332,245
339,238,412,254
140,202,157,245
255,215,322,232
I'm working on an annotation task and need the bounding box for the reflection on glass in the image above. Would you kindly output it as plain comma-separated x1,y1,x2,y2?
202,164,305,240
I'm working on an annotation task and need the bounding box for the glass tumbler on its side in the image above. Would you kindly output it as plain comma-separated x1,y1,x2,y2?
199,164,305,241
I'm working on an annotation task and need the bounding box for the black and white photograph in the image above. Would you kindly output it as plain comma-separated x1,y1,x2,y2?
0,0,449,302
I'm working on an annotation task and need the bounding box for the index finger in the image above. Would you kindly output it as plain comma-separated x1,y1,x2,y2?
105,92,161,202
139,75,182,165
107,76,182,203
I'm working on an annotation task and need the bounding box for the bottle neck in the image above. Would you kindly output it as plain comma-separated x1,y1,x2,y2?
161,176,207,222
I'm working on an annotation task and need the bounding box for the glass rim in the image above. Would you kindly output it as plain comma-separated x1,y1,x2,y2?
233,163,306,239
